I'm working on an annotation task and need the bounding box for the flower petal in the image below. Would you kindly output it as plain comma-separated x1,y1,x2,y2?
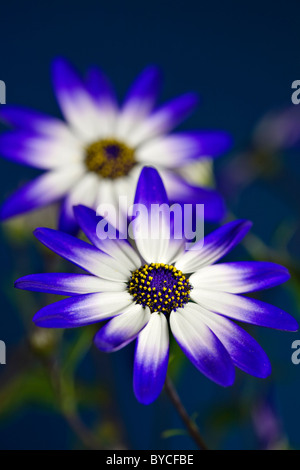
0,106,76,139
86,67,117,108
34,227,131,281
193,304,272,378
94,303,151,352
52,57,100,141
124,66,162,111
74,205,141,270
0,131,83,169
116,66,162,139
128,93,198,146
159,168,225,222
131,166,172,263
175,219,252,273
190,288,298,331
15,273,126,296
189,262,290,293
133,312,169,405
85,66,118,137
33,292,134,328
58,173,99,234
136,131,232,167
170,304,235,386
0,165,84,220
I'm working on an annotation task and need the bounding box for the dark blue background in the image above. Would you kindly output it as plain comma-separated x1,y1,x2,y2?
0,0,300,450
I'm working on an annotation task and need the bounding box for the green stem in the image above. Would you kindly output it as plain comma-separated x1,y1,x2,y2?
164,376,209,450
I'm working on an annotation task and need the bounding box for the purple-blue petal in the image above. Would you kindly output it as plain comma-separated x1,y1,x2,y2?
85,66,117,106
154,93,199,131
58,199,80,235
229,261,290,291
123,66,162,110
94,320,136,352
170,310,235,387
191,289,299,331
175,131,233,160
170,183,226,223
94,305,149,353
74,204,126,248
52,56,95,131
133,313,169,405
32,294,103,328
200,310,272,378
134,166,169,208
0,106,60,133
0,131,50,168
52,57,84,98
15,273,99,296
0,173,69,221
133,341,169,405
191,261,290,293
32,291,133,328
33,227,105,274
196,219,252,257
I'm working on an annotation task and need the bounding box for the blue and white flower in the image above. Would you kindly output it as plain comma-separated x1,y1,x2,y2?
0,58,231,232
14,168,297,404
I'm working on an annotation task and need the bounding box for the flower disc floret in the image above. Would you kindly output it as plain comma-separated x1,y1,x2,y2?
128,263,192,313
85,138,135,179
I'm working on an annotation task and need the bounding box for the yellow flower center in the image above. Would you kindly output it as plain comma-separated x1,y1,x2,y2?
128,263,192,314
85,138,135,179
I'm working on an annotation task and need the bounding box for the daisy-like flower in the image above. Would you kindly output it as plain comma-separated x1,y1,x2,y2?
0,58,231,233
14,168,297,404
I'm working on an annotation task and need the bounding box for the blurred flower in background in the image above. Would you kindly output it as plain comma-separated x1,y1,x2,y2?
253,107,300,152
219,106,300,199
0,58,231,233
252,386,289,450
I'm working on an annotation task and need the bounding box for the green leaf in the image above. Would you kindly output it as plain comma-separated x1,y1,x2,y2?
161,428,187,439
